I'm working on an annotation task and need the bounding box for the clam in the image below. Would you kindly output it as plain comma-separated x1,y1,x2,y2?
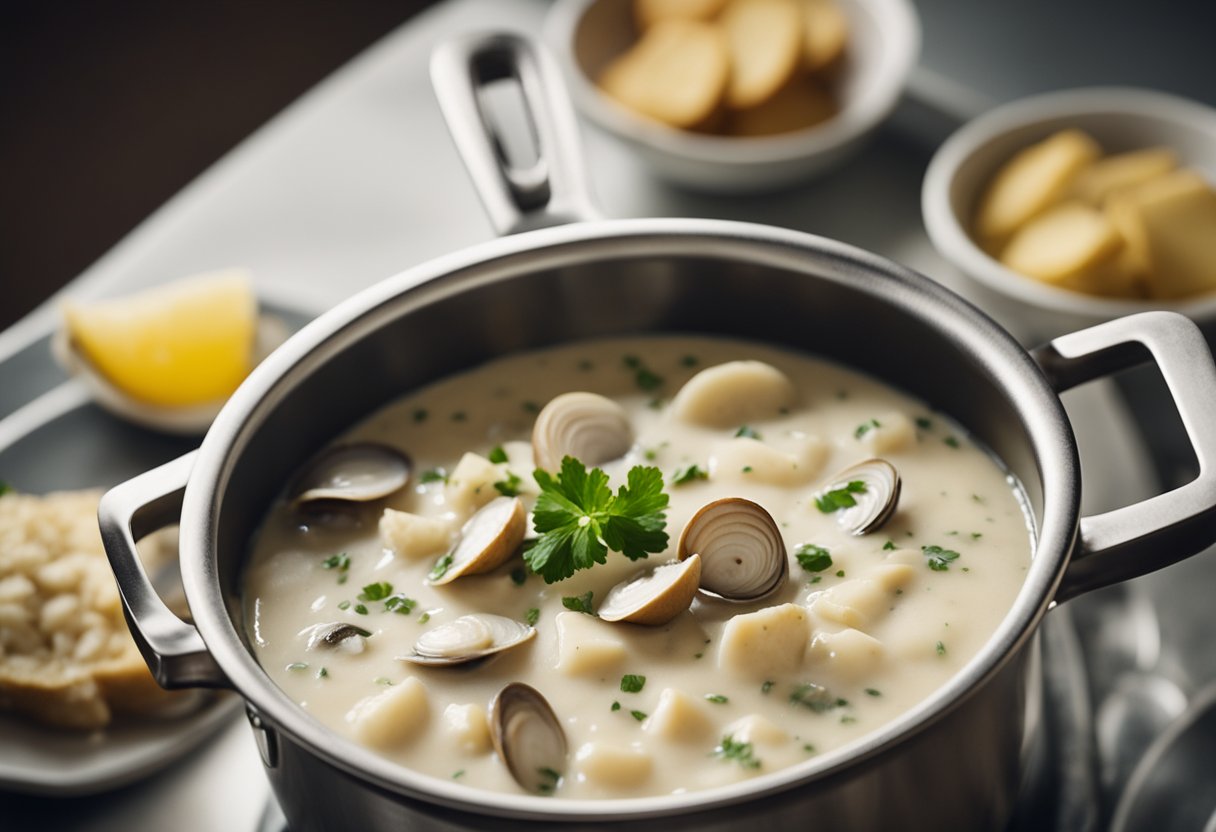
51,314,289,436
303,621,372,654
399,613,535,666
531,392,634,472
289,443,412,506
597,555,702,625
428,496,526,585
677,498,788,602
814,458,901,535
490,682,568,794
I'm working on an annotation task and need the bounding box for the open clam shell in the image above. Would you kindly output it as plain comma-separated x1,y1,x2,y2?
490,682,568,794
815,458,901,535
399,613,535,667
289,443,412,506
51,314,289,436
428,496,526,585
531,391,634,472
678,498,788,602
597,555,702,625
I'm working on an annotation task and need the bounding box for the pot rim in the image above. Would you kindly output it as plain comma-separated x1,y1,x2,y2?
181,216,1078,820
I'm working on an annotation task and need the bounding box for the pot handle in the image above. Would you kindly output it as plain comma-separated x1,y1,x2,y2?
431,32,601,236
1033,311,1216,602
98,451,229,689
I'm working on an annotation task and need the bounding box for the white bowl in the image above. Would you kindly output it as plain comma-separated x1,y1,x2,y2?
546,0,919,194
922,87,1216,343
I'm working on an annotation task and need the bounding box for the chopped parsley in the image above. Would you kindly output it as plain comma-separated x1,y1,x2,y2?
384,594,417,615
321,552,350,575
681,355,699,367
971,532,983,540
944,436,961,449
526,458,669,583
790,683,848,713
562,591,596,615
936,641,947,656
452,769,465,779
611,701,621,712
705,694,729,704
375,677,393,686
815,480,867,513
525,607,540,626
620,674,646,693
354,604,368,615
522,400,541,414
630,710,647,722
735,425,761,440
412,408,428,423
882,540,897,551
337,600,351,611
451,411,467,422
624,355,664,391
794,544,832,572
510,567,528,586
419,468,448,484
358,581,393,602
670,464,708,486
418,612,431,624
537,767,562,794
922,544,961,571
493,471,522,497
835,569,846,578
428,553,455,581
488,445,509,464
854,418,881,439
742,465,753,473
915,416,932,430
713,735,761,769
761,681,775,694
317,667,329,679
865,688,882,697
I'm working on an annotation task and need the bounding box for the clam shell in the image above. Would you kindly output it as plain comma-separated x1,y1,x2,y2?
428,496,526,585
816,458,901,535
490,682,568,794
531,392,634,472
289,443,412,505
399,614,535,667
597,555,702,625
678,497,788,602
303,621,371,654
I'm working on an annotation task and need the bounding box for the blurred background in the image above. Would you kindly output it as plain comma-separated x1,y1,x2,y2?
3,0,1213,332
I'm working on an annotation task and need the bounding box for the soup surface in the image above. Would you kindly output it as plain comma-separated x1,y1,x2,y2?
244,335,1033,799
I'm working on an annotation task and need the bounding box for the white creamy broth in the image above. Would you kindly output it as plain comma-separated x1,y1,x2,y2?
244,335,1033,799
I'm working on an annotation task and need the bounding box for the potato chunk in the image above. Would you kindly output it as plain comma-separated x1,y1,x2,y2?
442,702,492,755
806,628,885,680
444,452,504,518
708,436,826,486
599,21,729,129
999,201,1124,287
718,603,810,678
857,411,915,455
728,78,837,137
379,509,452,560
720,0,805,110
643,687,716,742
974,129,1102,249
576,742,654,789
1067,147,1177,206
554,611,626,676
671,361,796,428
346,677,429,750
1117,170,1216,299
634,0,730,27
800,0,848,72
809,578,888,630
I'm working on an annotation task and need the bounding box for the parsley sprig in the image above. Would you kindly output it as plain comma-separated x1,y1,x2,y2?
526,457,669,583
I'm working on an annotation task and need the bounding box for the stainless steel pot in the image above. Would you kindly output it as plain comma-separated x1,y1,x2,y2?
100,34,1216,832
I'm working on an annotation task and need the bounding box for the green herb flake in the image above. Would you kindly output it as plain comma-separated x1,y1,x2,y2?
854,418,881,439
742,466,753,473
809,575,822,584
337,600,351,611
525,607,540,626
735,425,761,440
384,594,417,615
971,532,983,540
317,667,329,679
375,677,393,686
359,581,393,602
943,436,961,449
680,355,699,367
452,769,466,779
419,468,448,484
418,612,431,624
922,544,961,572
794,544,832,573
537,767,562,794
835,569,845,578
451,411,467,423
790,683,848,713
705,694,729,704
577,359,594,372
412,408,428,423
428,553,455,581
761,681,775,694
623,355,641,369
630,710,648,722
526,458,669,583
713,735,761,769
840,714,857,724
636,368,664,391
562,591,596,615
815,480,867,513
494,471,522,497
354,604,368,615
803,743,816,754
488,445,509,464
611,701,621,712
915,417,932,430
936,640,947,656
670,464,709,486
286,662,309,671
321,552,350,573
882,540,897,551
865,688,882,697
620,674,646,693
509,567,528,587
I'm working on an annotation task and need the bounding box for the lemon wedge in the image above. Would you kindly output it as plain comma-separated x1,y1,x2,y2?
63,269,257,408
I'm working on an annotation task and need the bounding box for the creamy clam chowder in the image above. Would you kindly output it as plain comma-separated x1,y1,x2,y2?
244,335,1033,799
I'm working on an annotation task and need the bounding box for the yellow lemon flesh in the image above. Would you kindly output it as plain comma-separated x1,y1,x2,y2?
63,269,257,408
